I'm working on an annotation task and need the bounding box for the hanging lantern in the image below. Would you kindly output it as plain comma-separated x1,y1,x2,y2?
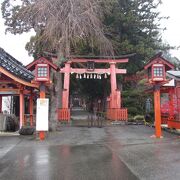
79,74,82,79
76,74,79,79
94,74,96,79
99,74,102,79
90,74,93,79
87,74,89,79
83,73,86,78
104,73,107,79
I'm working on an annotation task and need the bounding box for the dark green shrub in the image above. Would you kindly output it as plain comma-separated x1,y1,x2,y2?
128,107,138,116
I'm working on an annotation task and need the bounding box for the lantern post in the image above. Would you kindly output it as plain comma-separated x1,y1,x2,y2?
144,53,174,138
36,63,49,140
26,57,58,141
154,84,162,138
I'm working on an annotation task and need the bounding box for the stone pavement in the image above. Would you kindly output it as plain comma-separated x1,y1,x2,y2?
70,107,106,127
0,125,180,180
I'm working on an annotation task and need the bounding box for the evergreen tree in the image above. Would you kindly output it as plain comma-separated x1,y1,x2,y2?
103,0,170,73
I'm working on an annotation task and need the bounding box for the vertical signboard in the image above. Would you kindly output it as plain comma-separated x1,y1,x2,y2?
36,98,49,131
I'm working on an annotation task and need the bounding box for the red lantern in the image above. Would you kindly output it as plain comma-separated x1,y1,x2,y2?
35,64,49,82
151,64,165,82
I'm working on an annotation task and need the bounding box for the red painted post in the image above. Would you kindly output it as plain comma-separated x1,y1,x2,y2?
110,62,117,109
169,88,174,120
110,62,117,93
19,90,24,129
39,84,46,140
29,94,33,127
62,62,71,108
116,90,121,108
0,95,2,113
154,85,162,138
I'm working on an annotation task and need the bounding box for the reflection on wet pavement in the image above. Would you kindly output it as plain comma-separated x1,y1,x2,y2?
0,144,138,180
2,125,180,180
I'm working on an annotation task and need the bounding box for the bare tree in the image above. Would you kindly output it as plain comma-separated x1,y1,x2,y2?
2,0,114,56
2,0,114,130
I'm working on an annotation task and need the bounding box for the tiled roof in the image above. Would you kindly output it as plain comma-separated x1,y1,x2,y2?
167,70,180,78
0,47,34,82
166,70,180,82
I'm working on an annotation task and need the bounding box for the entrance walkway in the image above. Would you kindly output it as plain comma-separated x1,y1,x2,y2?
71,107,91,127
71,107,90,120
70,107,106,127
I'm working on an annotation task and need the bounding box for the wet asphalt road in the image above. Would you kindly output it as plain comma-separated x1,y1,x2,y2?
0,126,180,180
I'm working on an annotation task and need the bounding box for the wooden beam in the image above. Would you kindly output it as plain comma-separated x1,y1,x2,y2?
0,67,38,88
60,68,127,74
0,88,20,95
0,80,15,83
70,58,129,64
0,88,32,95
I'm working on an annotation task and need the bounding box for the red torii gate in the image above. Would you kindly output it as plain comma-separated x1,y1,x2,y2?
58,58,128,121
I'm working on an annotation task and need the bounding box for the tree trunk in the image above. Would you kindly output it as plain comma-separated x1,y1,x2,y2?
49,53,63,131
49,71,63,131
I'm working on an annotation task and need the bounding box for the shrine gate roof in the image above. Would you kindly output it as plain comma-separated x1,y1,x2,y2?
0,47,34,82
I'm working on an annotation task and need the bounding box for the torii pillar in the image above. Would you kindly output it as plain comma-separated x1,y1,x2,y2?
62,62,71,108
110,62,121,108
59,62,71,121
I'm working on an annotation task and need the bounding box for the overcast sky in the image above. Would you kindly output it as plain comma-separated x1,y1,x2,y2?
0,0,180,65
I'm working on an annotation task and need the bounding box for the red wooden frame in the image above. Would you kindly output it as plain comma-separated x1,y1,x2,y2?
151,64,165,82
35,64,50,82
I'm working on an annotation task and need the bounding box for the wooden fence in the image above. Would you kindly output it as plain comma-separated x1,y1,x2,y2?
107,108,128,121
58,108,70,121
